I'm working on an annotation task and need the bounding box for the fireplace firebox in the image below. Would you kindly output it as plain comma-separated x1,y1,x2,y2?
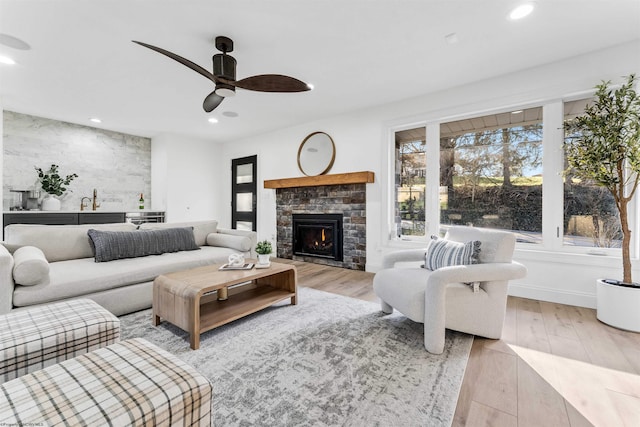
292,213,343,261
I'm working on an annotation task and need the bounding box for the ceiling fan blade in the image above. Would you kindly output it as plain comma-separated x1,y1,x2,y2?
132,40,217,84
203,90,224,112
231,74,311,92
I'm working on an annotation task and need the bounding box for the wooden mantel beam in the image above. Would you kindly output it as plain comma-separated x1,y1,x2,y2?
264,171,374,189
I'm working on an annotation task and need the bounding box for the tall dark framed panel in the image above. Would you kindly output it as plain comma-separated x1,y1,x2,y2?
231,155,257,231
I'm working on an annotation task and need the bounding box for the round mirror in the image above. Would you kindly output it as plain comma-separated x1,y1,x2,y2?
297,132,336,176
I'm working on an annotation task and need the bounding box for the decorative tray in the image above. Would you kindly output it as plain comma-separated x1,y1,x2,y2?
218,263,255,271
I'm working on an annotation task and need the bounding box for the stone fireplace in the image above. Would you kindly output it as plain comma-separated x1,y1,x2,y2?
265,171,374,271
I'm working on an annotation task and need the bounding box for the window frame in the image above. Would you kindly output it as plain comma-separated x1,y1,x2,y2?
388,122,430,242
384,99,639,258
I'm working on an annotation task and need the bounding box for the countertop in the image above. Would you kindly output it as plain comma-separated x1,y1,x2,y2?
4,210,164,214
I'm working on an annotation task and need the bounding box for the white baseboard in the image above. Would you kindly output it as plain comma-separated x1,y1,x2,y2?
508,283,596,309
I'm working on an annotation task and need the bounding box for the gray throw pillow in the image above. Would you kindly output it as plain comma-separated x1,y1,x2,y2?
423,235,481,271
87,227,200,263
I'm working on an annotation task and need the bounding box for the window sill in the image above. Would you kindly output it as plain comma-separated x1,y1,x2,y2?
386,237,636,268
514,247,637,268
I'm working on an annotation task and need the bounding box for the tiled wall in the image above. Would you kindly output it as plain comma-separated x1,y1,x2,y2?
276,183,367,270
3,111,151,211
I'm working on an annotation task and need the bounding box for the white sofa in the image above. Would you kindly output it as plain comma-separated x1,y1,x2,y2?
0,220,257,316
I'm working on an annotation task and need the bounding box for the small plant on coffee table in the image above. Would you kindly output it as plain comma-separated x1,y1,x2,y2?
255,240,273,265
256,240,273,255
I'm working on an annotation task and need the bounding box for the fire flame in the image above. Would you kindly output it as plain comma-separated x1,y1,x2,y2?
312,229,327,249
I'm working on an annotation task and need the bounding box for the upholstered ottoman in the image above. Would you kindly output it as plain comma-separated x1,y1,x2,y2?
0,298,120,382
0,338,213,426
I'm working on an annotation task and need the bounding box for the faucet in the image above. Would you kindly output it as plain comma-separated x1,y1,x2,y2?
92,189,100,211
80,197,91,211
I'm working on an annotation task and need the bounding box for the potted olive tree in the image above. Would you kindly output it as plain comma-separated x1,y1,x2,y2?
564,74,640,331
35,164,78,211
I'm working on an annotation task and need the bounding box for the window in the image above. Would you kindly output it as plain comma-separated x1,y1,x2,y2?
388,99,637,255
563,99,621,249
394,127,426,238
439,108,543,243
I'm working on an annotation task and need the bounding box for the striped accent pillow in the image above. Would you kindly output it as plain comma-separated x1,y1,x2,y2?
423,235,481,271
87,227,200,262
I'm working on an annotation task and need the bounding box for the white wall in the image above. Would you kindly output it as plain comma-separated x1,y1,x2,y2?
151,134,225,223
219,115,383,243
220,40,640,308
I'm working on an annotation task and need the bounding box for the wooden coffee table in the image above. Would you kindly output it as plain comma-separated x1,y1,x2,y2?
153,260,297,349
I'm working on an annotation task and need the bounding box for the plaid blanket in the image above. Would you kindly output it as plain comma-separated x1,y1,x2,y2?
0,338,213,426
1,298,120,382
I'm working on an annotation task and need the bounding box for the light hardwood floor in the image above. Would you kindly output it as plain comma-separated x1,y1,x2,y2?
280,258,640,427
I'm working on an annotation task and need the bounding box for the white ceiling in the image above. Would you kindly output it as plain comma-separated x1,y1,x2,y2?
1,0,639,143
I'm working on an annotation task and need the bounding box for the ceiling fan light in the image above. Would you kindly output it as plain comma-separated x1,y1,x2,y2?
213,53,236,80
215,83,236,97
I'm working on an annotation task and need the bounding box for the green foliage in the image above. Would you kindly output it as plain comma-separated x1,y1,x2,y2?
399,197,425,221
442,184,542,232
35,164,78,196
565,74,640,196
255,240,273,255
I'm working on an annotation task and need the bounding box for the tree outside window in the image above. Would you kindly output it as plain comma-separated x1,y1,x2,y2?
563,98,621,248
395,127,426,237
391,101,633,251
439,108,543,242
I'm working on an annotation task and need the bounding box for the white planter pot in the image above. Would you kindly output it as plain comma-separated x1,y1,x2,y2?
257,254,271,265
596,279,640,332
41,195,61,211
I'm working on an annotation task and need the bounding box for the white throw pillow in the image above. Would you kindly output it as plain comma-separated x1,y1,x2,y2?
13,246,50,286
206,233,252,252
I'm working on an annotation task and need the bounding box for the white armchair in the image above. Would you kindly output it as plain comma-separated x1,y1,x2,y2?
373,226,527,354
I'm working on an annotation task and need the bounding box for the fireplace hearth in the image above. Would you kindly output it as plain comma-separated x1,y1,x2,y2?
293,214,343,261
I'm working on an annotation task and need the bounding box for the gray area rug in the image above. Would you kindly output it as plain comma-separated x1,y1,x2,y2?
119,287,472,426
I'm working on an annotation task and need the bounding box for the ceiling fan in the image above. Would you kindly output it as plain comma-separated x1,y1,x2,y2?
132,36,311,112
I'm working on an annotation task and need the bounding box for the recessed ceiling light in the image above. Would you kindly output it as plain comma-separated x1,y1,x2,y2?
222,111,238,118
0,55,16,65
509,3,535,20
208,117,219,124
0,33,31,50
89,118,102,123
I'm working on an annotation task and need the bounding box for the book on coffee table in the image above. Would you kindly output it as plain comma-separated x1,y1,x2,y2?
218,263,255,271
